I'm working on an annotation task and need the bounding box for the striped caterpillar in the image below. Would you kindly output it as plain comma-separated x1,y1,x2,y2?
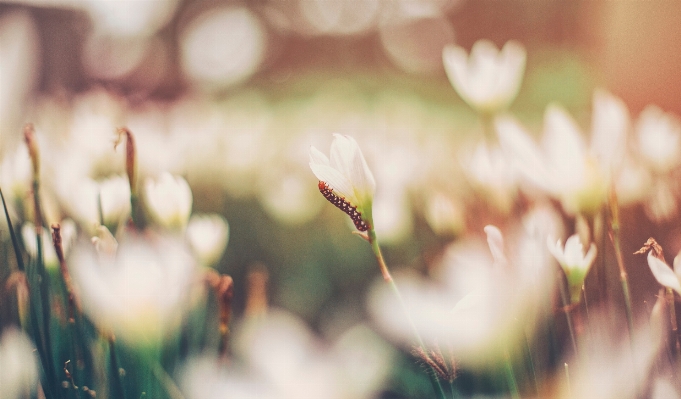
318,181,369,231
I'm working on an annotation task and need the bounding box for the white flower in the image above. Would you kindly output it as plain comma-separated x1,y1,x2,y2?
69,234,197,346
182,311,394,399
309,134,375,231
21,219,77,269
646,251,681,295
497,104,608,215
0,328,39,399
369,223,553,367
144,172,193,230
443,39,526,114
635,104,681,173
547,234,597,304
186,213,229,267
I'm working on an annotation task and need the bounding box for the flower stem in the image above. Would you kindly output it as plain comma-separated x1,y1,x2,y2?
608,189,634,342
367,229,447,399
503,348,520,399
557,272,578,354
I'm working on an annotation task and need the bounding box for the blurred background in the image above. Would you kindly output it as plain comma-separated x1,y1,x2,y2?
2,0,681,396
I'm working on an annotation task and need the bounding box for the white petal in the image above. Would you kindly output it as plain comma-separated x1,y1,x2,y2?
583,243,597,270
543,104,587,183
309,163,355,203
442,45,469,99
590,89,629,172
483,225,507,266
495,115,551,190
563,234,585,267
546,235,566,266
647,252,681,295
330,134,375,198
309,146,330,167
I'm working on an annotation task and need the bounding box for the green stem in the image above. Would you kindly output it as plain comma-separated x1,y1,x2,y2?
564,362,571,399
108,337,126,399
608,193,635,343
150,362,185,399
368,229,447,399
503,348,520,399
33,179,59,398
557,272,578,354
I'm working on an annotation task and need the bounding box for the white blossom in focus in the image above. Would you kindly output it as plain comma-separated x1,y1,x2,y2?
443,39,526,114
547,234,597,304
144,173,193,230
69,234,197,346
309,134,376,231
186,213,229,267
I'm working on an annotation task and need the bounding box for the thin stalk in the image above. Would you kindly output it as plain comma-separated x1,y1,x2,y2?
150,362,186,399
503,348,520,399
666,287,680,357
564,362,571,399
524,331,539,395
1,188,56,399
557,272,578,354
368,229,447,399
33,179,58,398
608,189,635,342
108,337,126,399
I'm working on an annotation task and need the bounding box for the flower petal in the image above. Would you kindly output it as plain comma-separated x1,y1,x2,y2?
309,146,330,167
496,115,551,191
484,225,507,267
330,134,375,200
647,252,681,295
309,163,355,203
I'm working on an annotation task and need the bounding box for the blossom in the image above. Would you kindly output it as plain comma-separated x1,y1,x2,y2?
0,328,39,399
369,223,554,367
69,233,198,345
496,106,601,215
442,39,526,114
182,311,394,399
144,172,193,230
646,251,681,295
309,134,375,232
547,234,597,304
186,213,229,267
635,104,681,174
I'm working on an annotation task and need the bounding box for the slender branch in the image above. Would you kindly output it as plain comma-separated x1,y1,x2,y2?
367,229,447,399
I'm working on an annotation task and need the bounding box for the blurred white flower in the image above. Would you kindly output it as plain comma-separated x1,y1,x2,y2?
182,310,394,399
21,219,77,269
424,192,465,237
556,308,663,399
144,173,192,230
646,251,681,295
635,104,681,174
91,224,118,259
0,10,39,140
55,174,131,231
547,234,597,304
443,39,526,114
461,141,518,213
186,213,229,267
69,233,197,345
369,222,553,367
497,105,608,215
309,134,376,232
0,328,38,399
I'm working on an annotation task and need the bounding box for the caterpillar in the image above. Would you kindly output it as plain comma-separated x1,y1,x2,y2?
318,181,369,231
